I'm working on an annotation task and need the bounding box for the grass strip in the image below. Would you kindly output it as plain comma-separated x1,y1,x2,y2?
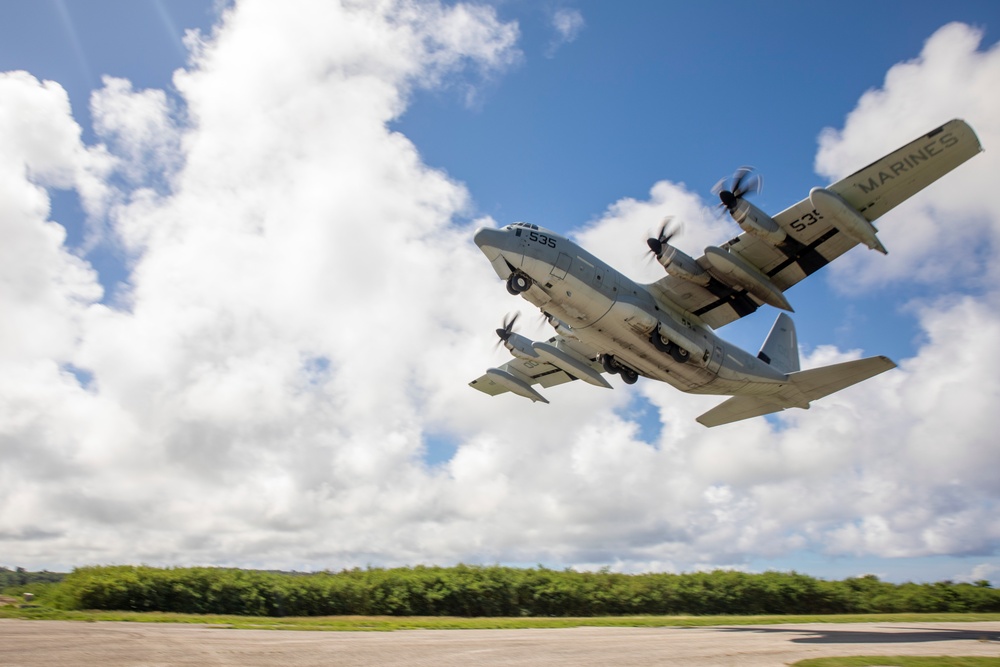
2,606,1000,631
793,658,1000,666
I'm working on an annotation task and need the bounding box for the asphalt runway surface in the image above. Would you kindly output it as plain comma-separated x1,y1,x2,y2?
1,620,999,666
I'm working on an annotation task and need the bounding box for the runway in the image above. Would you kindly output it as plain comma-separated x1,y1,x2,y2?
2,619,999,666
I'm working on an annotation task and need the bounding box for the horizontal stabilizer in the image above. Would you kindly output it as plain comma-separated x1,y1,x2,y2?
696,395,790,428
788,355,896,402
696,355,897,427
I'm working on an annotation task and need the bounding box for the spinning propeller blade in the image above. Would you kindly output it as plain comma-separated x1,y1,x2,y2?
713,166,762,212
645,216,681,259
494,312,520,349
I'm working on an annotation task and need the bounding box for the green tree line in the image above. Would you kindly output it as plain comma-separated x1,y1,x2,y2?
33,565,1000,617
0,567,64,589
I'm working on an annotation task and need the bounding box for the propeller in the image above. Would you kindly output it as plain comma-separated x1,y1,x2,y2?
713,166,762,212
494,312,520,349
645,216,681,259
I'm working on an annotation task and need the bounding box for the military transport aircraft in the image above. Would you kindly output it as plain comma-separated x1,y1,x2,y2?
469,119,982,426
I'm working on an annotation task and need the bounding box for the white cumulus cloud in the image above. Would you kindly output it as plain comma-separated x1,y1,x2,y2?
0,5,998,582
816,22,1000,292
546,8,584,57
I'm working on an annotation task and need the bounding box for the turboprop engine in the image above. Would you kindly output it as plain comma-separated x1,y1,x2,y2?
646,219,710,285
494,313,611,389
715,167,787,245
494,313,539,361
544,312,578,340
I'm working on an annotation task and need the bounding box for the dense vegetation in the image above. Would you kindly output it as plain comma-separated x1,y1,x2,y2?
21,565,999,617
0,566,64,591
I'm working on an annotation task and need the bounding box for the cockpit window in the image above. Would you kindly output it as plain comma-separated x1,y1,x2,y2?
507,222,539,230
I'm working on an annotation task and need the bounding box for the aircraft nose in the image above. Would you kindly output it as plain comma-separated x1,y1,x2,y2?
474,226,503,250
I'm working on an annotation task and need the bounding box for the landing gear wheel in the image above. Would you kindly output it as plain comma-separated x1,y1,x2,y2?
651,330,690,364
620,367,638,384
651,330,672,353
601,355,619,375
506,273,531,294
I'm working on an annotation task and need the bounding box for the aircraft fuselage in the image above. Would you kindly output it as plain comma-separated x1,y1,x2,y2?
474,223,790,398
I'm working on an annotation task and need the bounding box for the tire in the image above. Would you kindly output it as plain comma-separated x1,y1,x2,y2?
601,355,619,375
620,367,638,384
651,330,672,353
509,273,531,293
670,345,690,364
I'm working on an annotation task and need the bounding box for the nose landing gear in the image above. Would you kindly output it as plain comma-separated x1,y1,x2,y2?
506,272,531,295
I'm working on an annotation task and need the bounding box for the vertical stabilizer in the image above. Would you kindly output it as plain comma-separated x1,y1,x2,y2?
757,313,799,374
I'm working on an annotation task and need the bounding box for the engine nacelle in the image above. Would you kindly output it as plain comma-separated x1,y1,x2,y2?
504,333,541,361
657,244,710,286
728,199,787,245
545,314,578,340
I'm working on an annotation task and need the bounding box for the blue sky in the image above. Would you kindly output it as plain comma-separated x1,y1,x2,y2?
5,0,992,355
1,0,999,585
395,1,998,358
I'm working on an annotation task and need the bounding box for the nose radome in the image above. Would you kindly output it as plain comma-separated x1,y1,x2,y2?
474,226,501,249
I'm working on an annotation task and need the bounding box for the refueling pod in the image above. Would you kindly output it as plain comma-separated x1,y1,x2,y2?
531,341,612,389
809,187,888,254
703,246,793,312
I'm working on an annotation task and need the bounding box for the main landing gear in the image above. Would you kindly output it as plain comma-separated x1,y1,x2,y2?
601,354,638,384
651,329,690,364
506,272,531,295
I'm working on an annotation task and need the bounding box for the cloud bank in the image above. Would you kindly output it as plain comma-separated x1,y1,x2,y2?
1,5,998,580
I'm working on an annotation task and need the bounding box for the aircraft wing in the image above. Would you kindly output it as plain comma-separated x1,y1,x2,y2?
651,119,983,329
469,335,607,402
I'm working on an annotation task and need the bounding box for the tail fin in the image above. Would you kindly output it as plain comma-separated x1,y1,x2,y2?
696,355,896,427
757,313,799,373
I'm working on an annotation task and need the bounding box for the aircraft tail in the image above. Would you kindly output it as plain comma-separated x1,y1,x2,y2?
696,355,896,428
787,355,896,403
757,313,800,373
